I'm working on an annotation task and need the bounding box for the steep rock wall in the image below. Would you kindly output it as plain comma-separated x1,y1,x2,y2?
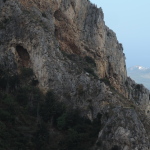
53,0,127,95
0,0,150,149
0,0,128,108
0,0,127,93
1,0,148,112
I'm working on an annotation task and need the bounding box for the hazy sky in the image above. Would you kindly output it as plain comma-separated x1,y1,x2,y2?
90,0,150,68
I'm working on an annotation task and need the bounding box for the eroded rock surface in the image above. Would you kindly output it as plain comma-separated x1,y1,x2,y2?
0,0,150,149
95,108,149,150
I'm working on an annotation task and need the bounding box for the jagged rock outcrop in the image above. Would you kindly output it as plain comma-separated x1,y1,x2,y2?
95,108,149,150
0,0,127,93
0,0,150,149
126,77,150,115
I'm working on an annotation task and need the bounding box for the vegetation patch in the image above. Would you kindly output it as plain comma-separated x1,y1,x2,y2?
42,12,47,18
77,84,84,96
57,111,102,150
84,67,97,78
0,65,102,149
101,78,111,85
111,145,121,150
20,68,34,78
85,56,96,67
135,84,142,91
61,51,98,78
0,18,11,29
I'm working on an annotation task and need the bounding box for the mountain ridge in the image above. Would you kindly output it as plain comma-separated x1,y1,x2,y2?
128,65,150,90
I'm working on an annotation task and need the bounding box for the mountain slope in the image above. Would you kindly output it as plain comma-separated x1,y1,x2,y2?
0,0,150,150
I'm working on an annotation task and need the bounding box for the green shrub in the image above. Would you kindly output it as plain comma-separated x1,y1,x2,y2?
20,68,34,78
42,12,47,18
0,74,20,91
9,75,20,90
57,113,67,130
101,78,110,85
111,145,121,150
0,109,15,122
57,109,82,130
40,91,66,124
0,22,5,29
66,128,79,148
34,123,50,150
130,104,135,109
31,79,39,86
135,84,141,90
84,67,97,77
96,140,102,146
0,121,6,131
0,76,7,89
57,109,102,150
77,84,84,95
85,56,96,67
16,87,29,106
39,91,56,122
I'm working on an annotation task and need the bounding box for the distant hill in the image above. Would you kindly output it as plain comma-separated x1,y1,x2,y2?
127,66,150,90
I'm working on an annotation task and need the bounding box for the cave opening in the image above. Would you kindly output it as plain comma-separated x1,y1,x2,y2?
16,45,30,68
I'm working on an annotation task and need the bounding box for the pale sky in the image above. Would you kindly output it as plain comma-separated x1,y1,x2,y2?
90,0,150,68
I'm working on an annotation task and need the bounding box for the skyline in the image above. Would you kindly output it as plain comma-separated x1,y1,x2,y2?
90,0,150,68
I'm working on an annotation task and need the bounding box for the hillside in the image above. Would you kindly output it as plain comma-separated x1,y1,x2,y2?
0,0,150,150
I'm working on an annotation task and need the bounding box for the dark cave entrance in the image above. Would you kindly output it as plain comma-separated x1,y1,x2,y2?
16,45,31,68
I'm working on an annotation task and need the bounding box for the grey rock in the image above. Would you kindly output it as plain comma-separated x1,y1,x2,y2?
0,0,150,149
94,108,149,150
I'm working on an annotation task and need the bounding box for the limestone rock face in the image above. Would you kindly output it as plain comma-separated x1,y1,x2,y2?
0,0,150,149
54,0,127,94
95,108,149,150
126,77,150,115
0,0,127,92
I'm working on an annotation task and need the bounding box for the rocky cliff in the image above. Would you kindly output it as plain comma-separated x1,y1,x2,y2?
0,0,150,149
